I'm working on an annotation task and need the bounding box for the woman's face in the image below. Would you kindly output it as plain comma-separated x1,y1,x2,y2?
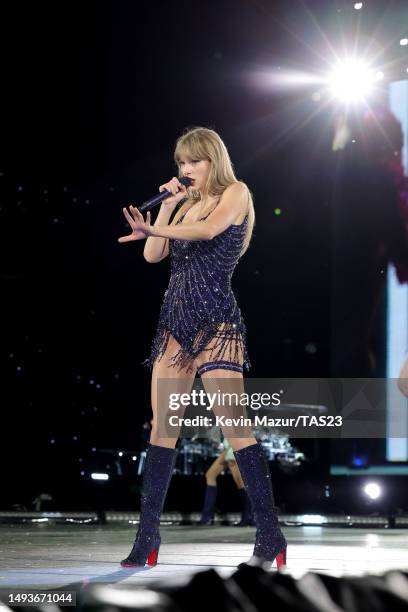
179,156,211,193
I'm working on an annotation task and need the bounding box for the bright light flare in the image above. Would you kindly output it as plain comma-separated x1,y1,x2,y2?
328,60,375,103
246,69,324,92
363,482,382,500
354,3,363,10
91,472,109,481
299,514,326,525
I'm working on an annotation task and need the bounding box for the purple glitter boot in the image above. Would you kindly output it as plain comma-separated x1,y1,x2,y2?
198,485,217,525
234,442,287,570
120,442,176,567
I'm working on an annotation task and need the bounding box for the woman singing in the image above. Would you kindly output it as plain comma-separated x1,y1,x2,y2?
117,127,287,570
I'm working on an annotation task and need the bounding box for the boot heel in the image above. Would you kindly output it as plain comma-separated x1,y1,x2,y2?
120,543,159,568
275,546,287,570
147,547,159,567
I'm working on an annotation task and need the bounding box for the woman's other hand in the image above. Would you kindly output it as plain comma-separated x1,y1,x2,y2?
118,206,153,243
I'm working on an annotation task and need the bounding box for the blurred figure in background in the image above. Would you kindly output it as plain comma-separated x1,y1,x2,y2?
398,355,408,398
331,103,408,377
199,438,254,527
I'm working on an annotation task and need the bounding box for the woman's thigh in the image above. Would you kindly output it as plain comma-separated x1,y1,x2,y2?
195,328,256,447
198,369,256,448
150,334,197,446
206,451,228,479
195,324,245,377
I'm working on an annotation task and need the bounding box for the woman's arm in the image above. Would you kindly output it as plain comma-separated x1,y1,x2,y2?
118,182,249,245
150,182,248,242
143,204,173,263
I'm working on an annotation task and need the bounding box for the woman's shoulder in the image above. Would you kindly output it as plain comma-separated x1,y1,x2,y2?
221,181,250,207
219,182,250,219
223,181,249,196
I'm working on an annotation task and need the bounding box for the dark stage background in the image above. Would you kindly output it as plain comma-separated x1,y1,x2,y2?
1,0,408,512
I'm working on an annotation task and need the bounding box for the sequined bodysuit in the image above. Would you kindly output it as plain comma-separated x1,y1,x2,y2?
144,210,250,373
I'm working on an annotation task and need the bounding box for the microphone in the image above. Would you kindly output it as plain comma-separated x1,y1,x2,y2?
138,176,192,212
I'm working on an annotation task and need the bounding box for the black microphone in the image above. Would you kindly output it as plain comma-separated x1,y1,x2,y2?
138,176,192,212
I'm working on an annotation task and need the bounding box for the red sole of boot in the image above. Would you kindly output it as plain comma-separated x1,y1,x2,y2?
120,547,158,568
275,549,287,570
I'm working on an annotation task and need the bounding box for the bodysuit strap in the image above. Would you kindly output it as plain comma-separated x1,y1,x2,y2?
198,211,213,222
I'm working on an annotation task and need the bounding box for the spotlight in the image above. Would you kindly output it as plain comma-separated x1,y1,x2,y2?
354,3,363,10
363,482,381,499
91,473,109,481
400,39,408,47
328,60,375,102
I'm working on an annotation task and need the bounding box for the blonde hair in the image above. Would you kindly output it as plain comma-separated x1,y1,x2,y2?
172,126,255,256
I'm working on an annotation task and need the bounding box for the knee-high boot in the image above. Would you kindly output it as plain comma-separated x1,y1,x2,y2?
198,485,217,525
120,442,176,567
234,442,287,569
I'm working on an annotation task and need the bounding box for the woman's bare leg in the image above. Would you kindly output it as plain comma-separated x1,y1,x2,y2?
121,336,197,566
195,330,256,449
198,369,257,450
150,335,197,448
205,451,227,486
194,336,286,566
228,460,244,489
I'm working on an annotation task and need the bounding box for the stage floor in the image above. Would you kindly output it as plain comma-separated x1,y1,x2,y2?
1,523,408,590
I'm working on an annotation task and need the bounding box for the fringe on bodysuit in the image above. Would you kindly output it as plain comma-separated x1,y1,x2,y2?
142,320,251,373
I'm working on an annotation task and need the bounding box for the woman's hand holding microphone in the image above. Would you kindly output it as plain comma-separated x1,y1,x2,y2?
158,176,188,210
118,177,187,243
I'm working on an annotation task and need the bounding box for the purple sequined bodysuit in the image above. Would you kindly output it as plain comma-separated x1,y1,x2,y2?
144,211,250,373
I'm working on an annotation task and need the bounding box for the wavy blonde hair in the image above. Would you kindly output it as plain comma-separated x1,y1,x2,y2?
172,126,255,256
